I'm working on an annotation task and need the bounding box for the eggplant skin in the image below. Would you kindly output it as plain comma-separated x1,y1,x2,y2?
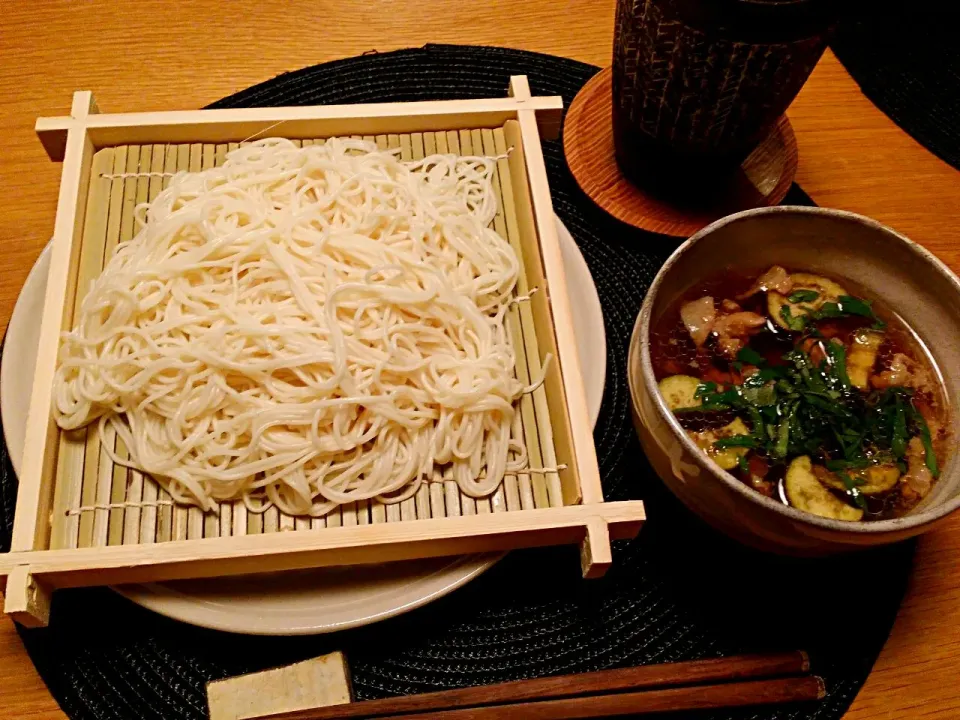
815,463,900,495
768,273,848,330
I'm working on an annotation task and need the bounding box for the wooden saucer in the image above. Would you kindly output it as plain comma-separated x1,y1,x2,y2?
563,67,799,237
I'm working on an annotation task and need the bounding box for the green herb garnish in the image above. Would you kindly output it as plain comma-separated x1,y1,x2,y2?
695,381,717,398
772,409,793,459
837,295,878,319
780,304,808,332
891,394,908,458
812,302,841,319
736,346,766,367
714,435,760,449
910,406,940,478
815,296,886,328
841,473,869,510
741,384,777,407
788,289,820,304
696,341,937,475
826,457,870,472
823,340,852,390
778,293,887,333
747,405,766,443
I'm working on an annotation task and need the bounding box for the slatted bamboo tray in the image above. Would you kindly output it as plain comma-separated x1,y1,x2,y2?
0,77,645,627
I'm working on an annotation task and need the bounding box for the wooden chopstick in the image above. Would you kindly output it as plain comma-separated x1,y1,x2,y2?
252,651,815,720
370,677,825,720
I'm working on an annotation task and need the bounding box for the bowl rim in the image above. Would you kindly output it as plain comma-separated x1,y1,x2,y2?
631,204,960,534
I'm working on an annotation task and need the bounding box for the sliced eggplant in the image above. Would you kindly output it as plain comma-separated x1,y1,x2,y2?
814,463,900,495
658,375,702,411
785,456,863,521
768,273,848,330
690,417,750,471
847,329,884,390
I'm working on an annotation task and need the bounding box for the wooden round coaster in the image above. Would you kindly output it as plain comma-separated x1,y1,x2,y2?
563,67,799,237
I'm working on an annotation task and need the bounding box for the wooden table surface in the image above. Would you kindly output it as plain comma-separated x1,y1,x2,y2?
2,1,960,717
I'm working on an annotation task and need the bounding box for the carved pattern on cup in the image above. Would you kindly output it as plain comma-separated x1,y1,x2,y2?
612,0,827,157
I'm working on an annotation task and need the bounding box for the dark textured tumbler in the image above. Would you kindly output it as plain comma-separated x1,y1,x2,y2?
612,0,836,197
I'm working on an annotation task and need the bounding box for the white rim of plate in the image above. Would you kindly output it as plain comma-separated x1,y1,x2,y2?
1,216,606,635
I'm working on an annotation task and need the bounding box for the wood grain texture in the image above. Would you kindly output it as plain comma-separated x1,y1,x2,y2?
31,126,574,556
1,1,959,718
257,652,810,720
263,677,826,720
207,651,352,720
0,502,646,595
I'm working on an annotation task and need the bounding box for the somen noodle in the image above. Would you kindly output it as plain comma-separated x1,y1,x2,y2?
53,137,539,517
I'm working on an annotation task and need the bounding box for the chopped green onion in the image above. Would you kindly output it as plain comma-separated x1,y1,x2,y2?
775,379,795,394
747,406,766,442
736,347,765,366
891,396,908,458
756,366,789,381
813,301,842,319
713,435,760,449
841,473,869,510
741,384,777,407
912,411,940,478
695,382,717,398
802,294,887,329
836,295,875,317
824,340,851,389
667,310,940,490
674,404,729,413
772,407,794,458
780,305,807,331
787,289,820,304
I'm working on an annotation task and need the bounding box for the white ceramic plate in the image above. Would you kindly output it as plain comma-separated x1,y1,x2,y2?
1,217,606,635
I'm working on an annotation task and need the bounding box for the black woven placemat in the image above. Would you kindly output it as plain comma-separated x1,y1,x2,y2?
832,7,960,171
0,45,914,720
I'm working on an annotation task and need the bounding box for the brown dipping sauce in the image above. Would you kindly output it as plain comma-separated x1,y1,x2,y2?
651,267,949,521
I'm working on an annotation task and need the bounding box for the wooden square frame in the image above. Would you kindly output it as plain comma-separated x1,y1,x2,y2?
0,77,645,627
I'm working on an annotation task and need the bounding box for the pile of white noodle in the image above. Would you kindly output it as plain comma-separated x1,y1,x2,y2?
53,137,538,517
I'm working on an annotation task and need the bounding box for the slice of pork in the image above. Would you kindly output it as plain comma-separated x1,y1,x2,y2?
680,295,716,347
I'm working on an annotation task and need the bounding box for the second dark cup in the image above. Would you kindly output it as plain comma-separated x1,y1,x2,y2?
612,0,835,197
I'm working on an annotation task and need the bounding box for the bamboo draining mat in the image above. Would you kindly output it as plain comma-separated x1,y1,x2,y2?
48,126,564,550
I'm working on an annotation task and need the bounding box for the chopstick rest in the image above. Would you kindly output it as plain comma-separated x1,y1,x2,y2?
207,652,352,720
